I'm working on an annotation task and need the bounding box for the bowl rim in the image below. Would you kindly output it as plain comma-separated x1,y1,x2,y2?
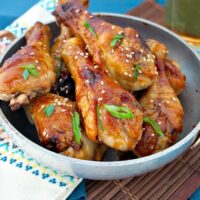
0,13,200,167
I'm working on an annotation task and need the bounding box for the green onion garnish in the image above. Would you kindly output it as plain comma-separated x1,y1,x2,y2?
110,33,125,47
143,116,164,136
83,21,97,37
20,64,39,80
104,104,134,119
72,111,82,145
43,104,55,117
133,64,141,81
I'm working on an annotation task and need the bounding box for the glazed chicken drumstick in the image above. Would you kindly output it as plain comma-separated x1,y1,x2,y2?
62,37,143,151
146,39,186,95
27,93,99,160
134,48,184,157
56,0,157,92
0,22,55,110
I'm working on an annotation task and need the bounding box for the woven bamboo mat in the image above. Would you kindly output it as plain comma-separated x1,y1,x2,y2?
87,1,200,199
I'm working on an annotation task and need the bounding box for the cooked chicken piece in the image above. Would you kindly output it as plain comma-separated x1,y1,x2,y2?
134,52,184,157
62,38,143,151
165,59,186,95
27,93,99,160
56,0,157,92
51,24,72,77
0,22,55,110
146,39,186,95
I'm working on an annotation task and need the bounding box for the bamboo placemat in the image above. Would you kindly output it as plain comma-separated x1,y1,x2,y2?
87,1,200,199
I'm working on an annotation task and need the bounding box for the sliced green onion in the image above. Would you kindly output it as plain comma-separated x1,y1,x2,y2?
20,64,39,80
133,64,141,81
104,104,134,119
72,111,82,145
110,33,125,47
83,21,97,37
23,69,29,80
43,104,55,117
143,116,164,136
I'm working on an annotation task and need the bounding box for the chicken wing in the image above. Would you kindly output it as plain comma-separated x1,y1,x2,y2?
56,0,157,91
146,39,186,95
0,22,56,110
134,52,184,157
62,37,143,151
27,93,99,160
51,24,72,77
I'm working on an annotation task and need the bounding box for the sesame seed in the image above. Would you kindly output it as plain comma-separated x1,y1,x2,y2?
30,52,35,56
74,55,78,60
80,52,84,56
101,23,105,26
118,31,123,34
84,10,88,14
61,109,66,112
76,9,80,13
125,47,130,51
41,105,45,109
124,72,128,76
98,97,103,101
125,59,129,63
35,60,39,63
111,49,114,53
100,81,104,85
55,99,59,102
151,133,155,137
89,15,93,19
43,131,47,137
94,65,98,69
114,80,118,84
85,66,88,69
162,50,166,54
111,26,115,30
85,80,90,84
143,57,147,62
139,70,142,74
150,99,154,103
158,103,162,106
68,46,72,49
140,49,144,53
128,74,132,77
131,52,135,55
142,127,146,131
166,101,170,104
58,101,62,106
101,90,105,94
150,146,154,149
135,34,139,38
172,97,177,101
158,121,162,125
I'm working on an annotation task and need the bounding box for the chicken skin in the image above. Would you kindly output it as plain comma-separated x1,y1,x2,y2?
0,22,55,110
56,0,157,92
146,39,186,95
62,37,143,151
134,52,184,157
51,24,72,77
27,93,99,160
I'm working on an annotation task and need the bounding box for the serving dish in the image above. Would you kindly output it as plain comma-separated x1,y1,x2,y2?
0,13,200,180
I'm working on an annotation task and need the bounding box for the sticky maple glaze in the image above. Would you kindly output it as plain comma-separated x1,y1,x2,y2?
27,93,103,160
56,0,157,91
62,37,143,151
0,22,55,109
134,56,184,157
146,39,186,95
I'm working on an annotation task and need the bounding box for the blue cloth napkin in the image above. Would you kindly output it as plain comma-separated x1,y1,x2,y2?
68,180,86,200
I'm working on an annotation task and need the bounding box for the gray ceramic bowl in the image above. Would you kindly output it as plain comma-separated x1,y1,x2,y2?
0,14,200,180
